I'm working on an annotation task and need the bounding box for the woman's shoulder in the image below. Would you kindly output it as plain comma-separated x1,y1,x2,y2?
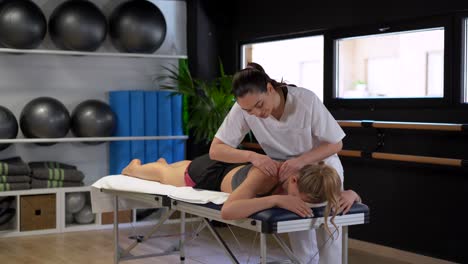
287,85,319,99
287,86,320,108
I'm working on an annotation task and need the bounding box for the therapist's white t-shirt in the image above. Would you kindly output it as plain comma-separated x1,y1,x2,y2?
215,86,346,180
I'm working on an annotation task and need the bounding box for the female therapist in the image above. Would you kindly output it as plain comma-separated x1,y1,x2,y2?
210,62,346,264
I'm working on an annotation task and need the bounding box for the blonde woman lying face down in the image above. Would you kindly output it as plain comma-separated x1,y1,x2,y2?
122,154,361,235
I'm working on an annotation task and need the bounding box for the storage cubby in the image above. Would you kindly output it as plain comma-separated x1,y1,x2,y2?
101,210,133,225
0,196,17,232
64,191,95,227
135,208,165,223
20,194,56,231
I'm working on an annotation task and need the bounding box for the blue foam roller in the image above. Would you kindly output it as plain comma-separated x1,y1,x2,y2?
144,91,158,162
130,91,145,164
157,91,173,163
109,91,131,175
172,93,185,161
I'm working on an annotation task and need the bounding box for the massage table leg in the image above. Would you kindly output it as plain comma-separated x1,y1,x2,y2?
260,233,267,264
342,226,348,264
120,208,176,257
180,212,186,263
111,193,178,263
203,218,240,264
113,196,120,264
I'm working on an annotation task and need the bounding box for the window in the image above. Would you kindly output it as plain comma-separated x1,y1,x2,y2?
464,18,468,103
241,35,324,100
335,28,445,99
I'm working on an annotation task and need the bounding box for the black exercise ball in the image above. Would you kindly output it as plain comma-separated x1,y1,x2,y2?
0,106,18,151
49,0,107,51
71,100,116,142
0,0,47,49
109,0,167,53
20,97,70,140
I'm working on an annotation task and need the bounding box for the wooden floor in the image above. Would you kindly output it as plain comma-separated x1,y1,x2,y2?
0,222,410,264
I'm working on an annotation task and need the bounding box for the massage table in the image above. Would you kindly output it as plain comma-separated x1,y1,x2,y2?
91,176,370,264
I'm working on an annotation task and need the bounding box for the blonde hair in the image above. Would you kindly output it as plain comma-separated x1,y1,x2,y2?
297,161,342,237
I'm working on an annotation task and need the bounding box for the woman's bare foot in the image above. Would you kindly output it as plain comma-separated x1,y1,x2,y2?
156,157,167,164
122,159,141,175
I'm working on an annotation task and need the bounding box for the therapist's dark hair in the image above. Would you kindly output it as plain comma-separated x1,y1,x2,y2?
232,62,294,98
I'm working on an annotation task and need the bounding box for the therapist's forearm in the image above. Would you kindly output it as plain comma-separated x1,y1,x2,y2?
209,141,257,163
299,141,343,165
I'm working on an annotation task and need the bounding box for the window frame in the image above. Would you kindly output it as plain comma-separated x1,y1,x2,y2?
324,16,454,109
455,12,468,107
237,29,326,76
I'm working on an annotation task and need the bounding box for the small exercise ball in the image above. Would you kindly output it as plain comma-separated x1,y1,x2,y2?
49,0,107,51
20,97,70,140
74,205,95,224
65,192,86,214
0,106,18,151
71,100,116,142
109,0,167,53
0,0,46,49
65,212,74,224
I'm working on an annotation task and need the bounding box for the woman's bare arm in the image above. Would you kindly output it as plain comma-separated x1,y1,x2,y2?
221,167,312,220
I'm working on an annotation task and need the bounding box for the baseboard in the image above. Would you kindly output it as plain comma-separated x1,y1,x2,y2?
348,239,457,264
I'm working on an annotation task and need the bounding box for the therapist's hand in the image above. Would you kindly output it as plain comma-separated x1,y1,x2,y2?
278,157,304,182
250,153,280,178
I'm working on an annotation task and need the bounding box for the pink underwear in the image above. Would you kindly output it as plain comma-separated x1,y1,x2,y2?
184,163,196,187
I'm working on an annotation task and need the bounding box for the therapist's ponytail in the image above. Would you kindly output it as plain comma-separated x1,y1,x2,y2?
232,62,295,98
298,161,342,238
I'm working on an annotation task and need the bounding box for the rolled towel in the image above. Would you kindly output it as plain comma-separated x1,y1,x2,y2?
0,183,31,191
28,161,77,170
31,178,83,189
31,168,85,182
0,175,30,183
0,157,30,176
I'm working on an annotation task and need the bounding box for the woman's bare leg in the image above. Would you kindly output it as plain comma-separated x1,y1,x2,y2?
151,157,187,169
121,159,191,187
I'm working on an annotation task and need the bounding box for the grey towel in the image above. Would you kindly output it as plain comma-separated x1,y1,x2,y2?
0,183,31,191
31,178,83,189
0,157,30,176
28,161,77,170
31,168,84,182
0,175,30,183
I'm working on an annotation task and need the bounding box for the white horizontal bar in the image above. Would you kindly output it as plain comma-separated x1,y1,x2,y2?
275,214,366,233
0,186,91,196
0,48,187,59
0,136,189,144
102,190,167,207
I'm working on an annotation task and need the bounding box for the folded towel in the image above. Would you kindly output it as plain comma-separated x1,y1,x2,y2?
31,168,84,182
0,175,30,183
0,157,30,176
0,183,31,191
91,175,229,212
31,178,83,189
28,161,77,170
0,157,22,164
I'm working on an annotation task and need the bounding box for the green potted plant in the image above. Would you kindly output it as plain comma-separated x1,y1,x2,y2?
157,59,235,144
